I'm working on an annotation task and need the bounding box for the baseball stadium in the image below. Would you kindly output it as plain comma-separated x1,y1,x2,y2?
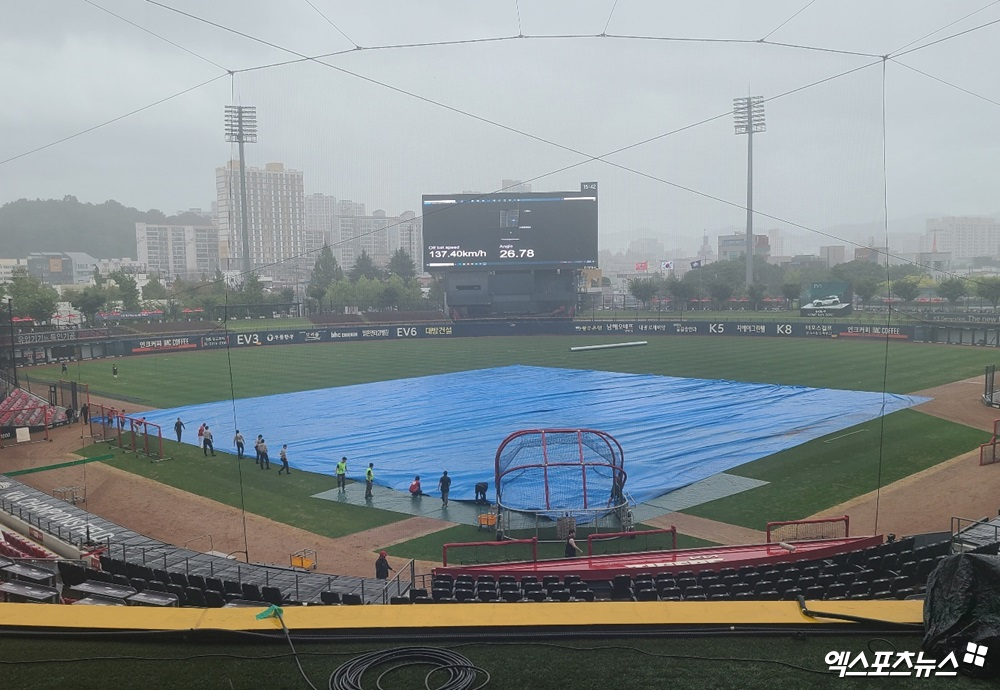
3,3,1000,689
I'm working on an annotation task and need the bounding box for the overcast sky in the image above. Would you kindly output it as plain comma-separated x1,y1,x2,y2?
2,1,998,253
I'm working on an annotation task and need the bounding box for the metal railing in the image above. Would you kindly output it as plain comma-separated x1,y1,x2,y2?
379,559,416,604
950,515,1000,550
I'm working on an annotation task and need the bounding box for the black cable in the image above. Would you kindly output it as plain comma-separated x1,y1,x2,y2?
274,609,320,690
759,0,818,42
601,0,620,35
891,14,1000,59
797,596,923,631
83,0,230,71
889,0,1000,56
0,74,228,167
328,647,488,690
301,0,360,48
889,58,1000,109
872,57,891,537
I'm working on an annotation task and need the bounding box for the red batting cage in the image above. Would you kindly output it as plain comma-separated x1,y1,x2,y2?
91,403,164,460
494,428,632,540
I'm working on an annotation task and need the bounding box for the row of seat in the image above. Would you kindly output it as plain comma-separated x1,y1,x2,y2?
64,560,285,608
2,530,52,559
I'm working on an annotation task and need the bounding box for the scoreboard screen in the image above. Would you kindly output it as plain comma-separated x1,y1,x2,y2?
422,189,598,271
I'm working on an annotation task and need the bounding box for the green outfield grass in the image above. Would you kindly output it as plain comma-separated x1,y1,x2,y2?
77,440,406,540
31,335,998,408
682,409,989,530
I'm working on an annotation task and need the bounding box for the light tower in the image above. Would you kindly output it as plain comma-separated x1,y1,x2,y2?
224,106,258,274
733,96,765,289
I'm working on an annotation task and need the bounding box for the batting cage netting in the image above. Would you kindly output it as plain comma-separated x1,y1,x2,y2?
495,428,630,533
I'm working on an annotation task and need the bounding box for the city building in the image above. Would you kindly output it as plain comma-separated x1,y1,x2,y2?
26,252,98,286
0,259,27,284
926,216,1000,262
819,246,847,267
328,207,422,271
136,223,219,282
216,161,306,276
717,233,770,262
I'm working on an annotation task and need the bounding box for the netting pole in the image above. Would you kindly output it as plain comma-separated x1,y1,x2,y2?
541,431,551,510
577,430,589,510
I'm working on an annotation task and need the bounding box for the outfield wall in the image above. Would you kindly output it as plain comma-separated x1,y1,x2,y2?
105,320,915,355
25,319,1000,362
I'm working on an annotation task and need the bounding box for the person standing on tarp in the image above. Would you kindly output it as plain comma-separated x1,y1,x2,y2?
233,430,245,459
365,463,374,499
438,470,452,508
174,417,185,443
278,444,291,475
336,456,348,491
80,403,89,425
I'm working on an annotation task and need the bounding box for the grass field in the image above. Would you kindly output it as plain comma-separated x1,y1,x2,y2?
30,335,1000,409
77,441,407,540
39,334,996,559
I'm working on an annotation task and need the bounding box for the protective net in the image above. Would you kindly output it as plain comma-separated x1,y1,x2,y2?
766,516,849,543
495,429,628,527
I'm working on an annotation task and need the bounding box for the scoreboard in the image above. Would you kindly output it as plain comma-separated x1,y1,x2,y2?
422,188,598,271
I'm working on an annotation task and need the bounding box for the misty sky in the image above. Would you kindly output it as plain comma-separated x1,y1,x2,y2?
1,1,998,253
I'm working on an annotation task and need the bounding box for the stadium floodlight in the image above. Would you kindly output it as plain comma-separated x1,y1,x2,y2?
733,96,765,289
5,297,16,387
224,105,257,274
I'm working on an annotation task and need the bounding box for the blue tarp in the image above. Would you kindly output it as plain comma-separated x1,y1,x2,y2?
141,365,928,507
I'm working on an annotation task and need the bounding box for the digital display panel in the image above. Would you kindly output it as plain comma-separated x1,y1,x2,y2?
422,190,598,270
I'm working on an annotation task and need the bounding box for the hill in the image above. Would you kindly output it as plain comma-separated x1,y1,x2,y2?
0,196,209,260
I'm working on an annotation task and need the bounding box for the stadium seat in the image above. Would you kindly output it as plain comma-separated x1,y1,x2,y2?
756,591,780,601
563,574,582,586
454,589,475,602
501,590,522,603
682,585,705,599
847,582,871,598
802,586,825,600
204,590,226,608
547,589,571,602
773,578,795,595
224,580,243,597
262,586,284,606
542,575,561,589
146,581,167,593
408,588,428,601
166,584,186,606
733,591,754,600
706,584,728,599
241,583,262,601
169,572,189,588
111,574,131,588
781,588,803,601
129,578,147,592
636,589,658,602
185,587,207,607
412,596,434,604
573,590,596,602
432,587,452,601
478,589,499,602
525,590,546,602
342,594,363,605
153,569,171,585
320,591,341,605
187,574,207,591
390,596,410,605
825,583,847,599
519,576,538,588
685,594,708,601
730,582,751,596
206,577,225,593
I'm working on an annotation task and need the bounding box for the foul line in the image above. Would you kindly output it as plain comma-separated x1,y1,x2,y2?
4,454,116,477
822,430,867,444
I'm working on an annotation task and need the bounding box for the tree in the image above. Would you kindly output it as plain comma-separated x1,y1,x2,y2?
142,276,168,300
708,282,734,309
628,278,658,310
7,267,59,323
109,270,141,311
92,266,106,288
387,248,417,281
348,250,381,283
853,279,880,309
240,272,265,304
936,277,967,306
664,277,695,311
746,283,767,311
780,283,801,310
306,246,342,310
69,286,110,324
975,277,1000,310
891,276,921,304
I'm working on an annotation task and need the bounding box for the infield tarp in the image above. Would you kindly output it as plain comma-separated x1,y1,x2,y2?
140,365,928,508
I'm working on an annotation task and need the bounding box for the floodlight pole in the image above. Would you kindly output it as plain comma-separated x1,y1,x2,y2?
6,297,17,388
733,96,765,289
224,106,258,274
